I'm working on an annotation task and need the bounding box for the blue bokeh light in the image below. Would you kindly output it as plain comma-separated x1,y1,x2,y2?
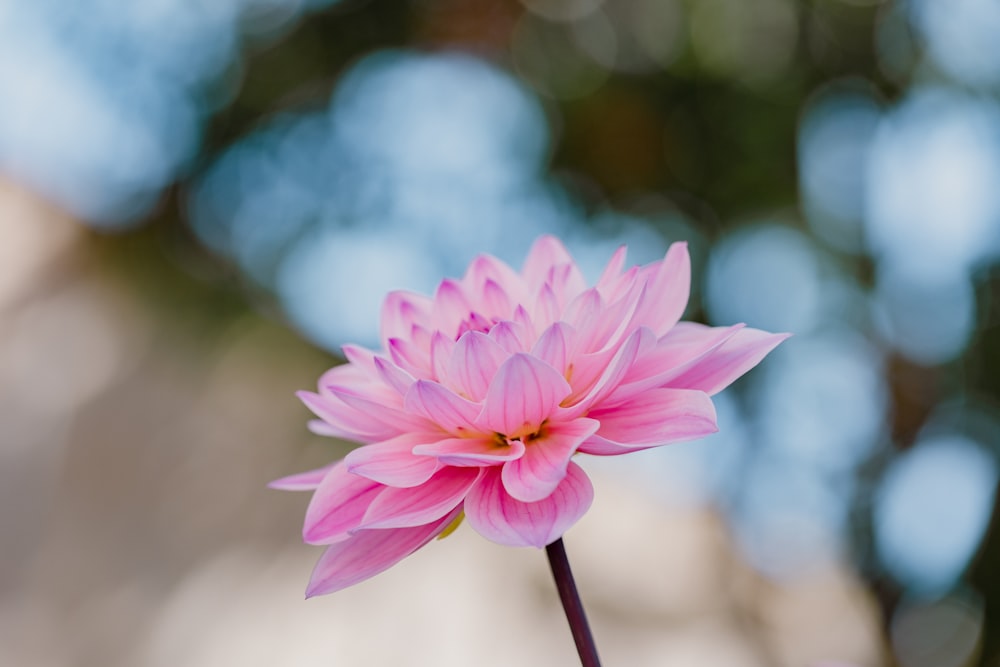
866,88,1000,281
798,83,881,253
875,434,999,594
0,0,333,227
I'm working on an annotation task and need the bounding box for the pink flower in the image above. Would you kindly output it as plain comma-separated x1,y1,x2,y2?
273,236,787,596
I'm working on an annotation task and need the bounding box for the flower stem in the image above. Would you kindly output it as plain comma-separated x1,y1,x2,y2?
545,538,602,667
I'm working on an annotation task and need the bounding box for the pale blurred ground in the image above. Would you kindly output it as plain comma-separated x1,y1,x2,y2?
0,179,887,666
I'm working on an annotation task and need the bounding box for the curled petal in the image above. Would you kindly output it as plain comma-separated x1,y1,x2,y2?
465,463,593,548
579,388,718,455
306,509,460,597
359,467,481,529
478,353,572,438
413,436,526,466
668,327,791,395
502,418,599,502
344,433,442,487
303,463,383,544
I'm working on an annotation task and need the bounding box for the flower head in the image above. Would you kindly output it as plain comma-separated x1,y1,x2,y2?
273,236,787,596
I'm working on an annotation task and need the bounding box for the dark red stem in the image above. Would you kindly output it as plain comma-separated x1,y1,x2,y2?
545,538,602,667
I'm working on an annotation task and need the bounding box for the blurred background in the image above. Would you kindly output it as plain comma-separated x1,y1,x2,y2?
1,0,999,665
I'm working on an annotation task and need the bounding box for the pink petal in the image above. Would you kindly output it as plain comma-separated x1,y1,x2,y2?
268,464,335,491
447,331,509,402
531,322,575,375
489,319,530,354
562,326,655,417
359,467,481,529
502,418,599,502
531,282,560,331
607,323,744,403
633,242,690,335
595,245,627,293
667,327,790,395
579,388,717,456
303,463,383,544
562,288,602,348
463,254,524,300
341,344,377,371
404,380,483,436
344,433,442,487
478,353,572,438
297,390,397,442
544,261,587,309
464,463,594,548
373,355,416,396
412,436,526,466
388,337,432,378
306,509,460,596
326,384,430,433
522,235,576,290
429,331,455,384
481,279,513,320
380,290,432,343
432,279,472,338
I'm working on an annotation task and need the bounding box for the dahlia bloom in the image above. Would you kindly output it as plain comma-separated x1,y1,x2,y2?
273,236,786,596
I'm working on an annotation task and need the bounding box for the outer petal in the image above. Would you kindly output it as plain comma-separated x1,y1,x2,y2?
404,380,482,436
667,327,790,395
412,436,526,466
326,385,431,432
359,467,481,529
478,353,572,438
502,418,599,502
344,433,442,488
632,242,690,336
465,462,594,548
268,464,334,491
579,388,718,456
303,463,383,544
298,390,397,442
606,324,745,404
306,509,460,597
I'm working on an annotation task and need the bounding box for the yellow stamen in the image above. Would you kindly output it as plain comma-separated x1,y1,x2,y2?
437,510,465,540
